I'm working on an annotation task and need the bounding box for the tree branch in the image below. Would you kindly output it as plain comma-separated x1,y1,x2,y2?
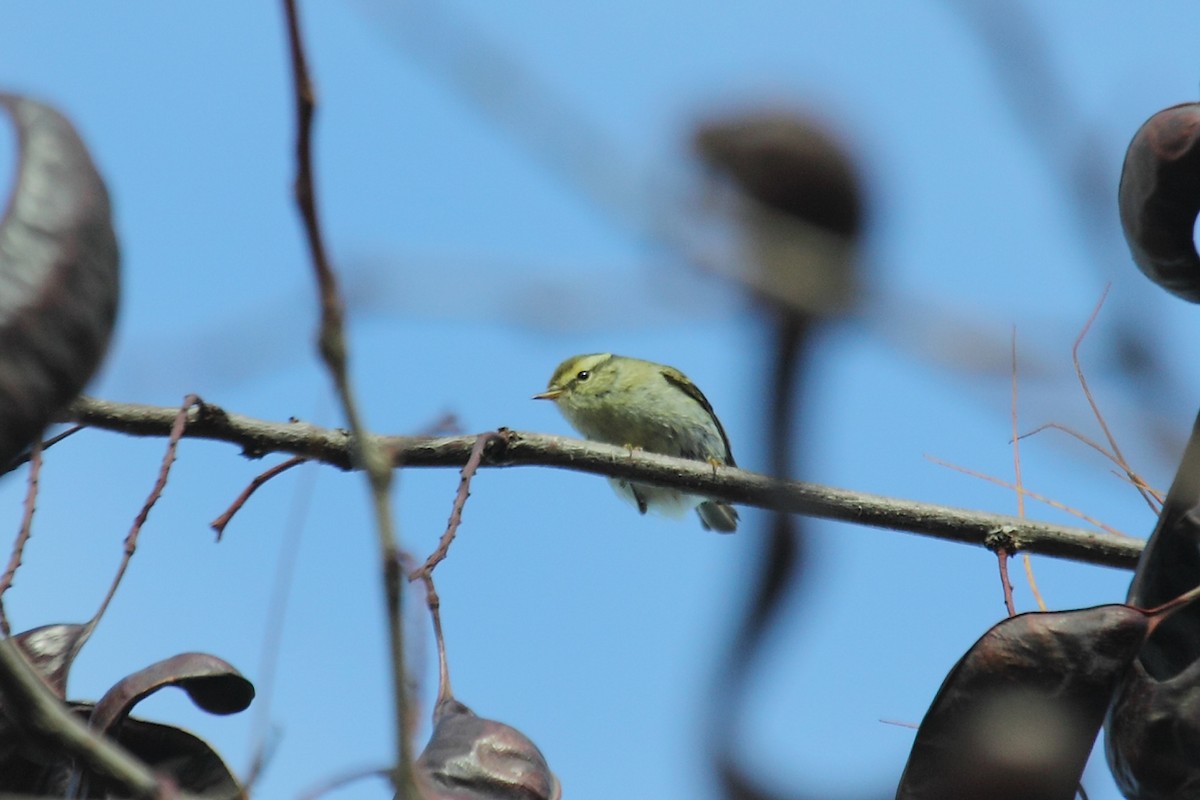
61,396,1145,570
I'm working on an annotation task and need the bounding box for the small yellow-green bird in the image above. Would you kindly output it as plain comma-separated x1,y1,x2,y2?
533,353,739,533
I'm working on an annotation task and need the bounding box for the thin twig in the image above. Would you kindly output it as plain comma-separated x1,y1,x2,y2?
0,439,42,636
296,764,393,800
1107,468,1164,503
927,455,1129,539
410,431,507,580
996,549,1016,616
90,396,196,630
1017,422,1118,462
63,396,1146,569
1073,286,1158,512
1018,421,1163,508
210,455,308,540
1009,328,1046,611
1011,327,1025,522
280,2,412,793
245,459,319,797
1022,555,1046,611
420,573,453,708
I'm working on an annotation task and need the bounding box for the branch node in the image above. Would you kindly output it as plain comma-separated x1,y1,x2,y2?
985,526,1020,555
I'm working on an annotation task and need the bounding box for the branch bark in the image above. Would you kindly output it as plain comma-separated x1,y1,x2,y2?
61,396,1145,570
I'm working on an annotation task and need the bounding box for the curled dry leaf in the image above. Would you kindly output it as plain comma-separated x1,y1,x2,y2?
0,625,253,796
1105,409,1200,798
0,93,120,464
89,651,255,733
415,697,561,800
896,604,1151,800
1118,102,1200,302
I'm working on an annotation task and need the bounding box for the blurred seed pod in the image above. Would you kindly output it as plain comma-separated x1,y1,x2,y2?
0,93,120,464
415,697,561,800
897,604,1151,800
1118,102,1200,302
693,109,865,319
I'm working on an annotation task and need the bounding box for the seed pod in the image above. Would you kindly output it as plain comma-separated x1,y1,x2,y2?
1118,103,1200,302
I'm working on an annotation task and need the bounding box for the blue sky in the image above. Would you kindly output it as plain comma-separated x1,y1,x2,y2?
3,3,1200,798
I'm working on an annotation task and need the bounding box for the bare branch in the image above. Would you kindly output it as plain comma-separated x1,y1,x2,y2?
91,396,196,630
210,455,308,540
0,439,41,636
63,396,1145,570
410,430,508,580
279,1,412,793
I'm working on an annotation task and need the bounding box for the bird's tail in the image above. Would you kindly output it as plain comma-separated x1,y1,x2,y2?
697,501,738,533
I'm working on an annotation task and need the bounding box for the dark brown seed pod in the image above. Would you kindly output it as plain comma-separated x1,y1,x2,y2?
1118,103,1200,302
0,93,120,464
0,625,252,796
1105,409,1200,798
694,110,865,239
897,604,1151,800
415,697,561,800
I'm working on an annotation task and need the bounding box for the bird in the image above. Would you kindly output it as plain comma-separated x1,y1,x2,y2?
533,353,739,533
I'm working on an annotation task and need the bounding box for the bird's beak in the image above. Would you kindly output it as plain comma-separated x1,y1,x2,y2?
532,387,564,400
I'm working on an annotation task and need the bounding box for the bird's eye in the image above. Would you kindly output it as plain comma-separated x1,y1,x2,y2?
576,370,590,382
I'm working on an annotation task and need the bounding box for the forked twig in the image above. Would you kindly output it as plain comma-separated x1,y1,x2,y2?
0,439,43,636
1073,286,1158,512
410,430,508,580
210,455,309,540
927,455,1129,538
1019,421,1163,508
1017,421,1119,462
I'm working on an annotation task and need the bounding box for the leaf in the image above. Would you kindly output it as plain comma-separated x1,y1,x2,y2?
1118,102,1200,302
415,697,561,800
0,93,120,464
897,604,1150,800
